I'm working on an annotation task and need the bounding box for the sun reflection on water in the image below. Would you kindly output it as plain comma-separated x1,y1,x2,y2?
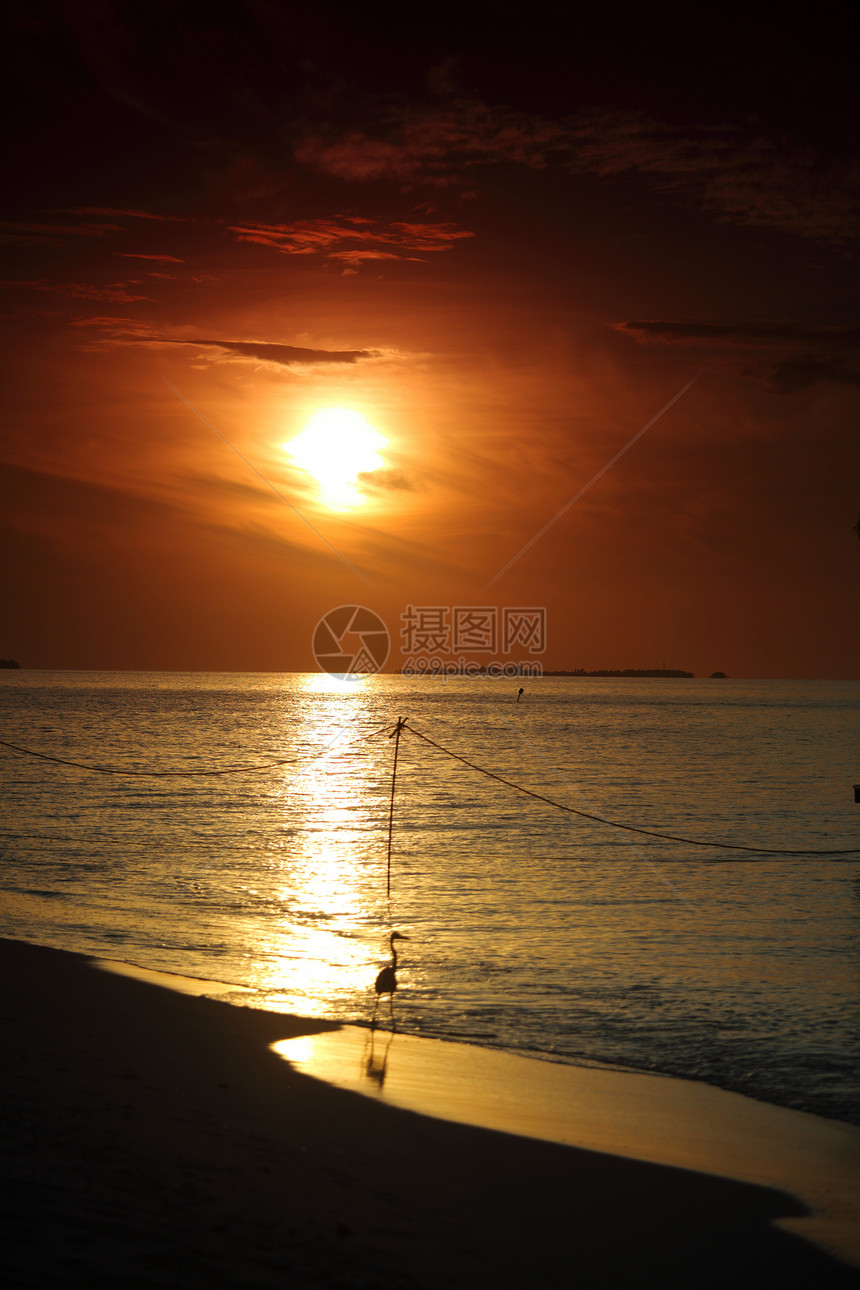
242,681,396,1017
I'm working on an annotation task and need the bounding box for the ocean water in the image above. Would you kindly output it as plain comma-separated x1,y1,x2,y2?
1,671,858,1125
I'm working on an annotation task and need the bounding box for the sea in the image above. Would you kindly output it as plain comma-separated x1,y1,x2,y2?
1,671,858,1126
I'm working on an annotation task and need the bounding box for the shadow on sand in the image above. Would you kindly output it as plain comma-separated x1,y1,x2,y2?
1,938,857,1289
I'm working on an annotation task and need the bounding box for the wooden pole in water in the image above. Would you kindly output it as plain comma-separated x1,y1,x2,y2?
387,718,406,899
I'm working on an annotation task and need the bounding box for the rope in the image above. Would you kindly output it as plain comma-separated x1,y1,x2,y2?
0,721,391,779
3,714,856,857
402,722,860,857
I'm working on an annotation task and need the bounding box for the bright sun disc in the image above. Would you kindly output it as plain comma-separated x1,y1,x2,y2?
285,409,386,508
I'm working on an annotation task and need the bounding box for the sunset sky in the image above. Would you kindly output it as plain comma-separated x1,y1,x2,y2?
2,2,858,676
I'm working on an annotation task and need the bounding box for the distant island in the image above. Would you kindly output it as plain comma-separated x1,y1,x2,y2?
0,659,20,669
397,665,701,678
544,668,695,678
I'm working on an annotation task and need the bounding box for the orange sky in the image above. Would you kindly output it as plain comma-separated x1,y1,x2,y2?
2,3,859,677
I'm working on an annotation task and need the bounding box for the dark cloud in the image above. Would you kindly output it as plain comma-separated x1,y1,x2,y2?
180,338,375,367
5,5,853,247
3,280,152,302
294,101,567,185
614,319,860,392
766,358,860,394
296,101,859,243
63,207,184,222
357,469,416,493
568,112,859,243
0,219,121,246
614,321,860,348
68,318,376,368
114,252,185,263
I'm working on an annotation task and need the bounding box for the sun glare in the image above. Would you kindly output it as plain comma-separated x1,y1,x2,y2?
285,408,387,508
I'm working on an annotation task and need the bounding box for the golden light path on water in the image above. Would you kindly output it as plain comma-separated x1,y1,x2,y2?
243,672,394,1017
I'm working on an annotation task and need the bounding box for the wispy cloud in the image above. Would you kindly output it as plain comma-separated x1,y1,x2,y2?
296,99,859,243
176,337,375,367
2,207,185,251
615,318,860,391
0,219,121,246
295,101,566,183
767,357,860,392
568,112,859,243
356,468,416,493
614,321,860,347
68,315,140,329
114,252,185,263
330,250,408,267
3,280,152,303
228,215,473,264
70,318,377,368
62,207,185,222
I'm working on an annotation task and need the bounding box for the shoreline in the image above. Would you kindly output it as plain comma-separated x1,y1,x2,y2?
96,949,860,1131
276,1025,860,1269
2,936,858,1287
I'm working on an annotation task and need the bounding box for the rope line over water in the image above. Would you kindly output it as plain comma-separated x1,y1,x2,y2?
0,722,390,779
2,716,857,858
400,721,860,857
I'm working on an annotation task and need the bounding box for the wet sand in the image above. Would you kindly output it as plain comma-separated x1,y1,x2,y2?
276,1026,860,1269
1,936,858,1289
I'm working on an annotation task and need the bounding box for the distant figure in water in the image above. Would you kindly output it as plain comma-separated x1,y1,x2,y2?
517,687,524,703
373,931,409,1027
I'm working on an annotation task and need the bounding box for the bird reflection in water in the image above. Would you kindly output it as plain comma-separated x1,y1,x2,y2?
371,931,409,1030
363,1026,396,1088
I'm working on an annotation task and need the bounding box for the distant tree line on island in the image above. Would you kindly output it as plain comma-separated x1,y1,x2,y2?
544,668,697,678
395,665,729,678
544,669,729,678
0,659,21,668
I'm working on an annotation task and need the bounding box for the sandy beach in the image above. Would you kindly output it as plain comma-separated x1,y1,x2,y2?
1,937,858,1289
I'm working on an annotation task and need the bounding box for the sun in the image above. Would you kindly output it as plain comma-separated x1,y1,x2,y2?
285,409,387,509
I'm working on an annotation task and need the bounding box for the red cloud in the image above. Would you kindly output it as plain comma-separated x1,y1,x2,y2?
228,216,473,261
114,253,185,263
328,250,411,266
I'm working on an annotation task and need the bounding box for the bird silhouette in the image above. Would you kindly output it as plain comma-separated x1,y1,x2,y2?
372,931,409,1028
